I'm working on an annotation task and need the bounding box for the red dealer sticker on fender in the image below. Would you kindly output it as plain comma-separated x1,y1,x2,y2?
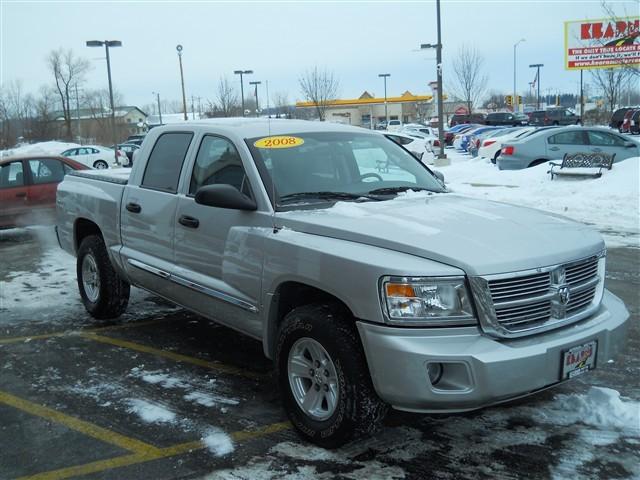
254,136,304,149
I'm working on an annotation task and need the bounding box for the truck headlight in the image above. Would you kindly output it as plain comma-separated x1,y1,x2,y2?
381,276,476,326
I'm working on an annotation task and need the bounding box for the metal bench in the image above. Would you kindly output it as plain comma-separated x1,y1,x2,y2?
548,152,615,180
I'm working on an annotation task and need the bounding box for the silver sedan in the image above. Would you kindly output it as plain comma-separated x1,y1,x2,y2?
497,126,639,170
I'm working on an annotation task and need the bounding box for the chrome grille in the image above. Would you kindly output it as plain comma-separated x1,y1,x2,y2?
476,254,603,337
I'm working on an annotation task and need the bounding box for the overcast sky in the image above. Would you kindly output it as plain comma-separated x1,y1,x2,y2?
1,0,637,111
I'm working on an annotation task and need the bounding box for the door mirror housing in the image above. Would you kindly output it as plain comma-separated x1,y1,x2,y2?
432,170,445,183
624,141,636,148
195,184,257,211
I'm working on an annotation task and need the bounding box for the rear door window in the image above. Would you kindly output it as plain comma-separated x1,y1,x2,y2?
587,131,625,147
29,159,66,184
548,131,586,145
142,132,193,193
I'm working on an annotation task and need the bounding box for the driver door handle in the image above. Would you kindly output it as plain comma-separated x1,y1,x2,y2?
591,147,602,152
178,215,199,229
126,202,141,213
549,146,560,151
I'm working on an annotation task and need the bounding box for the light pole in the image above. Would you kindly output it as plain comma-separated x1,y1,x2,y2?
176,45,188,121
378,73,390,126
249,81,261,117
234,70,253,117
86,39,121,165
513,38,525,113
529,63,544,110
152,92,163,126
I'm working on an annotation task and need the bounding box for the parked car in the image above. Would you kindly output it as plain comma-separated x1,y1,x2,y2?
0,155,88,229
529,108,581,126
609,107,636,131
485,112,529,126
386,119,403,132
478,127,540,163
111,143,140,166
382,131,429,160
445,124,480,146
449,113,485,127
375,120,388,130
402,125,439,137
630,109,640,135
497,126,639,170
56,118,629,447
620,108,637,134
126,134,146,146
460,126,504,152
60,145,126,169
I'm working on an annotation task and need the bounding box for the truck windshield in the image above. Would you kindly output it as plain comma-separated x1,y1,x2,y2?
246,131,445,207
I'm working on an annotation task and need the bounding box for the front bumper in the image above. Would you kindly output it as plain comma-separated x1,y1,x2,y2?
356,290,629,413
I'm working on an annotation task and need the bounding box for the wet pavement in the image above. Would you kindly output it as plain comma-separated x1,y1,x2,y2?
1,227,638,480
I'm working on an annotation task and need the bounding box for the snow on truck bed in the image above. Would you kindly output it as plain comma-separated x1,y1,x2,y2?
70,167,131,185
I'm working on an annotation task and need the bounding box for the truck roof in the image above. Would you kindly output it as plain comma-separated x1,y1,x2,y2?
150,118,371,139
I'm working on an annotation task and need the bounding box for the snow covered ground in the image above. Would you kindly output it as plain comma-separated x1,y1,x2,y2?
0,141,79,158
432,150,639,247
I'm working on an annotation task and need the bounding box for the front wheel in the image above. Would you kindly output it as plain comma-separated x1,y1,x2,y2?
93,160,109,169
77,235,130,319
276,304,388,448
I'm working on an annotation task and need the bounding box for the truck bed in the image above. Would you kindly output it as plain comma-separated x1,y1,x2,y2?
70,168,131,185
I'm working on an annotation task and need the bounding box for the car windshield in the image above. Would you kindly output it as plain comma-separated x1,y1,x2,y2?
247,131,445,208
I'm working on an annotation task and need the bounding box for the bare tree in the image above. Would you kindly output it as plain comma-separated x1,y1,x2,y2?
30,86,58,141
48,48,90,140
273,91,292,118
450,45,488,114
590,68,631,112
298,67,339,121
216,75,240,116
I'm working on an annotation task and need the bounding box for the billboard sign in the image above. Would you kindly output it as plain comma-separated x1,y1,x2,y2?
565,17,639,70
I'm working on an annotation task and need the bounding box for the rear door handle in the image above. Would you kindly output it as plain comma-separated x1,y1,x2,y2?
549,146,560,151
591,147,602,152
178,215,199,229
15,192,27,198
126,202,142,213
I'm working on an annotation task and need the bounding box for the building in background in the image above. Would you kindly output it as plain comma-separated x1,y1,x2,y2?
296,91,434,127
53,106,147,144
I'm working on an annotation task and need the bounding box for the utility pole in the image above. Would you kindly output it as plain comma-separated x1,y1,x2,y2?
420,0,448,165
529,63,544,110
75,83,81,144
580,70,584,120
249,81,261,117
513,39,525,113
176,45,187,121
378,73,390,126
234,70,253,117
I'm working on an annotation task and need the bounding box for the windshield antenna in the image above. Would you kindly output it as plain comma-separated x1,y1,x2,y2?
266,79,279,234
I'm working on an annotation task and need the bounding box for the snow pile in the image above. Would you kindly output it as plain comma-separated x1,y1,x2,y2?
0,141,79,158
201,427,234,456
126,398,176,423
537,386,640,432
438,153,639,247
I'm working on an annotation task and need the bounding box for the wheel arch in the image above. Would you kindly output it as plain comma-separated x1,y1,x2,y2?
74,217,103,253
264,280,356,359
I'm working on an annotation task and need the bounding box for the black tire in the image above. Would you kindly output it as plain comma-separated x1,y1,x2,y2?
275,304,388,448
528,159,548,168
553,121,559,126
93,160,109,169
77,235,130,319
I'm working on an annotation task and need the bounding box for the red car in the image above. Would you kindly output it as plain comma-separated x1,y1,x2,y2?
0,155,88,229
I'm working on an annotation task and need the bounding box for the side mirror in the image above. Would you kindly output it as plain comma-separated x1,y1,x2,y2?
624,141,636,148
195,184,257,211
412,151,424,161
433,170,445,183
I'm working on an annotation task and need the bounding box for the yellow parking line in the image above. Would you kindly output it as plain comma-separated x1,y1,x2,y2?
0,391,161,457
17,422,292,480
80,333,265,380
0,317,174,345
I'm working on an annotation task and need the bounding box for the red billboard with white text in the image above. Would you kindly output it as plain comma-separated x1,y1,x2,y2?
565,17,639,70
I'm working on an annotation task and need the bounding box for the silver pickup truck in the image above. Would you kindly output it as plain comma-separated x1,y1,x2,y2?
56,119,629,448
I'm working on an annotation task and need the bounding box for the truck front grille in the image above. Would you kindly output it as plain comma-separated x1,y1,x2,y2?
471,252,605,338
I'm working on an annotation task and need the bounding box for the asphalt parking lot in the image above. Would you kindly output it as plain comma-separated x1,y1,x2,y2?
1,227,639,480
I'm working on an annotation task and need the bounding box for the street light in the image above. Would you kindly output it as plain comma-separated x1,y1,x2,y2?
378,73,390,126
249,81,261,117
86,39,121,165
176,45,188,121
529,63,544,110
513,38,525,113
420,0,448,165
233,70,253,117
152,92,163,126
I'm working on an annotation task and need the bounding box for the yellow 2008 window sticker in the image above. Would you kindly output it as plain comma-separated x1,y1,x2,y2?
253,136,304,149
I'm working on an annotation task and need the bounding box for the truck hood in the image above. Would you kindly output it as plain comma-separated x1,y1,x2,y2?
276,193,604,276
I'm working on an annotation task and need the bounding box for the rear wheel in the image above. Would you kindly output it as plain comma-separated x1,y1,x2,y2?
276,304,388,448
77,235,130,319
528,159,547,168
93,160,108,169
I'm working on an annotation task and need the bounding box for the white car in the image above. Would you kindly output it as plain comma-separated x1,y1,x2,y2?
401,129,441,157
477,127,538,163
60,145,125,169
381,131,429,161
386,119,403,132
403,124,439,137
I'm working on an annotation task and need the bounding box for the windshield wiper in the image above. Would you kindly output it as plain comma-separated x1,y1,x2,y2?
366,186,434,195
278,191,382,203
